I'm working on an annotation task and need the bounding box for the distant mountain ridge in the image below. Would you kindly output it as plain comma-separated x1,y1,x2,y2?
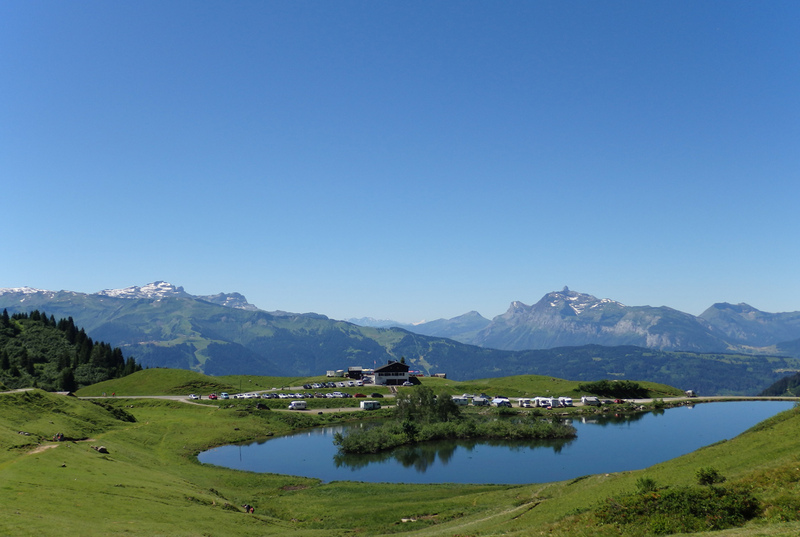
3,282,800,395
377,287,800,355
5,283,800,356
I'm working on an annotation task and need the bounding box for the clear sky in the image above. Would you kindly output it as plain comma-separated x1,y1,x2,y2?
2,1,799,323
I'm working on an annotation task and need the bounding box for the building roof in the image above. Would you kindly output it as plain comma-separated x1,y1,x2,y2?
374,360,410,373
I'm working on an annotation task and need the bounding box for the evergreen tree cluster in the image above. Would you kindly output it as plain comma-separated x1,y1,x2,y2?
759,371,800,396
0,309,141,392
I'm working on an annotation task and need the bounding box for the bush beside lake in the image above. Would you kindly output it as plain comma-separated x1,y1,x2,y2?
333,386,576,454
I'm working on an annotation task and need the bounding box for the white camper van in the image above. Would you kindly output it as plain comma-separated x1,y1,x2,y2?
360,400,381,410
288,400,307,410
536,396,556,408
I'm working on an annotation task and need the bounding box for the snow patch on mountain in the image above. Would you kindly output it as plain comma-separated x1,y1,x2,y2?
0,287,46,295
198,292,259,311
545,290,624,316
97,281,188,300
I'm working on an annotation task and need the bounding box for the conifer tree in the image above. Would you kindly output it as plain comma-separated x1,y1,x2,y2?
59,367,77,392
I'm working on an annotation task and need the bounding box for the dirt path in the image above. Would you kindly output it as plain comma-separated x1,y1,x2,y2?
27,444,58,455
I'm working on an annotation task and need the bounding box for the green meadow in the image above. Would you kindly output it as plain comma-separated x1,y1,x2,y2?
1,369,799,536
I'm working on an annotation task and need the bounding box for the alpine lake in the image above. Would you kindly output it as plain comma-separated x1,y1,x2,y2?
198,400,795,484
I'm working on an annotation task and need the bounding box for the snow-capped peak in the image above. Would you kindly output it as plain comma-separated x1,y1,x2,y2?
540,288,625,315
0,286,46,295
96,281,189,300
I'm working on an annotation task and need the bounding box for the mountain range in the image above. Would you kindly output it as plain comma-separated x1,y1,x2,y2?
2,282,800,394
352,287,800,356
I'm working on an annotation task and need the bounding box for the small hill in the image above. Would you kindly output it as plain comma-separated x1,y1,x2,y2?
0,389,136,451
75,368,237,397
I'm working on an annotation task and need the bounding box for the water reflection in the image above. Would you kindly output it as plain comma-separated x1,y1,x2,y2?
577,408,663,426
333,435,575,472
198,401,795,484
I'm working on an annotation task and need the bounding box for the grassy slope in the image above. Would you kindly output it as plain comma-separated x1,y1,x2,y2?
2,370,799,536
421,374,684,398
77,369,684,399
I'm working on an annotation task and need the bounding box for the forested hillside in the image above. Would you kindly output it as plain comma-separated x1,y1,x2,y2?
760,371,800,396
0,309,141,391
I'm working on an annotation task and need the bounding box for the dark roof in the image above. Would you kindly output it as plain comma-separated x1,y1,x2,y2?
374,360,410,373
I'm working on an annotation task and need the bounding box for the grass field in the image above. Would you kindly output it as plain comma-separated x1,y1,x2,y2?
1,370,799,536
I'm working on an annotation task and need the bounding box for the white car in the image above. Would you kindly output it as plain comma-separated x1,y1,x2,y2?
189,394,200,400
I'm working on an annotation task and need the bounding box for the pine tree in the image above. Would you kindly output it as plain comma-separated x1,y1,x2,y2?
59,367,77,392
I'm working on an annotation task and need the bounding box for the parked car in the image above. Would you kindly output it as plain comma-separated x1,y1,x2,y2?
370,392,384,398
353,393,367,398
189,394,200,400
402,381,413,386
208,393,218,400
220,393,229,399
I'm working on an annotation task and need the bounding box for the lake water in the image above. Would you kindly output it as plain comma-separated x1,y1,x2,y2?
198,401,795,484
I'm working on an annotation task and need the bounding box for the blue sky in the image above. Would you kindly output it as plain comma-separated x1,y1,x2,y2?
2,1,799,322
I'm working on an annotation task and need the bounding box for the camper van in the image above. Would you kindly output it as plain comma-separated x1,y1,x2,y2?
581,396,600,406
536,396,556,408
492,398,512,408
518,398,533,408
558,397,574,407
360,400,381,410
472,397,489,406
288,400,307,410
452,396,470,406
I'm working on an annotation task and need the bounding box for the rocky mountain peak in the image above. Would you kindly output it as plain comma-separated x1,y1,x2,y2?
96,281,189,300
197,292,259,311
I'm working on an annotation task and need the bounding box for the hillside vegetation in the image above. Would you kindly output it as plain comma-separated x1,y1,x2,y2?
761,371,800,397
1,371,799,536
0,309,141,391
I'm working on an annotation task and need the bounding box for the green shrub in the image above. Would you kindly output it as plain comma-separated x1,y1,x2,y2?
595,484,761,535
696,466,727,486
577,379,648,398
635,476,658,494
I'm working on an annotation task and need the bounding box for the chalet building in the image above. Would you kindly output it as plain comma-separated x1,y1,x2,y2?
373,360,410,386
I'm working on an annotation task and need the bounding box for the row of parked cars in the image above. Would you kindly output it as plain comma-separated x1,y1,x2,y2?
302,380,365,389
191,390,385,401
